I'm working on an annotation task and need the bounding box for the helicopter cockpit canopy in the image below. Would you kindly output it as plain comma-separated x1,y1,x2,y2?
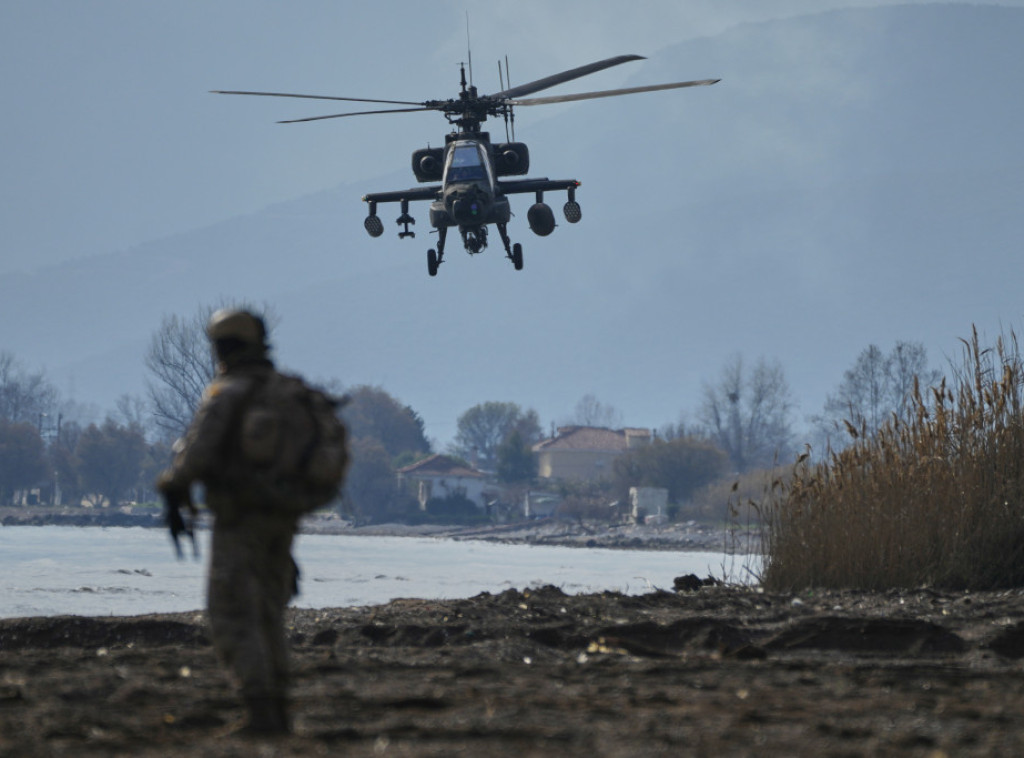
444,142,490,184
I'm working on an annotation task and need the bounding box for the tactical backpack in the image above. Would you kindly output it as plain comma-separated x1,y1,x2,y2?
235,372,349,514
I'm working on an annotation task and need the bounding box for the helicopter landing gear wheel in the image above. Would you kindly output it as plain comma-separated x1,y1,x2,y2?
512,243,523,271
427,249,439,277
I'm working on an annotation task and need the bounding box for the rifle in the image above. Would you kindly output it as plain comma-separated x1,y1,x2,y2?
162,484,200,560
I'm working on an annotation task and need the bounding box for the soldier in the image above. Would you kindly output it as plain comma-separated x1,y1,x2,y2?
157,308,333,735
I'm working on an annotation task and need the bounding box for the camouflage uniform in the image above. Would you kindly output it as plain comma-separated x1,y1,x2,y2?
158,311,298,734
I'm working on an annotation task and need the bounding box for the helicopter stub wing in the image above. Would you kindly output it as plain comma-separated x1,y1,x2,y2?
497,178,580,195
362,186,441,204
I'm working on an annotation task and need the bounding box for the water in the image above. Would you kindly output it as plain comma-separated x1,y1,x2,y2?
0,526,756,619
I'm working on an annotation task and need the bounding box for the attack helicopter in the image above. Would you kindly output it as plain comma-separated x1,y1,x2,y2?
213,55,718,276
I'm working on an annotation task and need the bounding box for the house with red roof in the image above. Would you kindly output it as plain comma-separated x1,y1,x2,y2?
396,454,491,511
532,426,651,482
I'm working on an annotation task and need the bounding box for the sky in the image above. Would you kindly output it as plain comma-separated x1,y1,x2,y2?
4,0,1022,276
3,0,1024,447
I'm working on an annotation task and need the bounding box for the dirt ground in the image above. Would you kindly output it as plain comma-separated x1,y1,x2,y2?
4,582,1024,757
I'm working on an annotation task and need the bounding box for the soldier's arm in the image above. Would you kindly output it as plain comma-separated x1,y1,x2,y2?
163,378,245,489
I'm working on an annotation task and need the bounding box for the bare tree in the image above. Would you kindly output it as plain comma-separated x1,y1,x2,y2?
114,393,152,438
889,340,943,420
815,341,944,446
145,308,218,440
697,355,795,472
566,393,624,428
0,351,58,425
144,302,276,439
827,344,890,434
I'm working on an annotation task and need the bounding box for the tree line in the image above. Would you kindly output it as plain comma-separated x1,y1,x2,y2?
0,353,166,507
1,304,946,521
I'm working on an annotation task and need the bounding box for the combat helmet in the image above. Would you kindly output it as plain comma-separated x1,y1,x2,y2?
207,308,268,365
207,308,266,344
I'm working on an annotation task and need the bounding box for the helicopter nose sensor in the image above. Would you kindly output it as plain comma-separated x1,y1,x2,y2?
453,198,480,221
450,187,488,224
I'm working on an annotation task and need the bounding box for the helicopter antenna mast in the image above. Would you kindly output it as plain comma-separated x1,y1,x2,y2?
498,59,511,141
505,55,516,140
465,13,474,87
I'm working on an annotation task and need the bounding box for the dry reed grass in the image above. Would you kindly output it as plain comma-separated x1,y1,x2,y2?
757,327,1024,591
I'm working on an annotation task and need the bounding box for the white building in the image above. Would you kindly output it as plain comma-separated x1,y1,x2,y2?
396,454,490,511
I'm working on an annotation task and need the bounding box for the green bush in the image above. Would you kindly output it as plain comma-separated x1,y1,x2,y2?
402,494,491,526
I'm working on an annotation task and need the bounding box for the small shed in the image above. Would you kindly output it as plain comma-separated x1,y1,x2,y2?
630,486,669,524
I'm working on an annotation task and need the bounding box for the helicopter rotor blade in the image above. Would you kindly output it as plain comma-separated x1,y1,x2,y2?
509,78,720,107
211,90,425,107
490,54,645,100
278,106,439,124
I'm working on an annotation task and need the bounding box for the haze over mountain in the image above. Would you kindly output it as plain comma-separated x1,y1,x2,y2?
2,4,1022,446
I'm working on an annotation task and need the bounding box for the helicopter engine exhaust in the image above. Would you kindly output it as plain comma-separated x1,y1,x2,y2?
527,202,556,236
494,143,530,176
419,154,440,176
411,147,444,182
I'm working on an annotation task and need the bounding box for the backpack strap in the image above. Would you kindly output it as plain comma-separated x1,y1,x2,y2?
219,372,272,470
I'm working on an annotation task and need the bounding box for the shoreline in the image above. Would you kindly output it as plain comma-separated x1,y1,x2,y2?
0,505,757,554
335,519,756,554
